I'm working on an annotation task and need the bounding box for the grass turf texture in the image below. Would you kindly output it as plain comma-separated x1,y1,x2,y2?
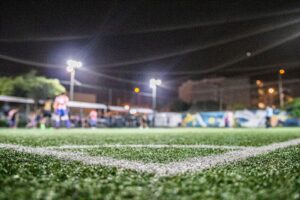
0,128,300,199
1,128,300,146
1,146,300,199
62,147,228,163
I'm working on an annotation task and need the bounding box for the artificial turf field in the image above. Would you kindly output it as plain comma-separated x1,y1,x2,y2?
0,128,300,200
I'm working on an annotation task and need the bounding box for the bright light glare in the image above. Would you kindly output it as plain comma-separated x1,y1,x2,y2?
258,102,265,109
129,109,137,114
150,78,162,88
67,59,82,68
156,79,162,85
124,105,130,110
256,80,263,87
268,87,275,94
279,69,285,75
134,87,140,93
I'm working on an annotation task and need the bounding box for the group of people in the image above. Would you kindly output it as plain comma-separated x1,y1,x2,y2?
2,92,150,129
2,93,72,128
25,93,71,128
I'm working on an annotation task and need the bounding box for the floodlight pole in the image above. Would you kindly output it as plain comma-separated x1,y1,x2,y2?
152,84,157,127
150,78,161,127
70,70,75,101
67,59,82,101
108,88,113,105
152,85,157,110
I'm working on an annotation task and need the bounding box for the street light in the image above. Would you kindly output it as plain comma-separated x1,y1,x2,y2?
150,78,162,127
278,68,285,108
134,87,140,106
134,87,140,93
66,59,82,101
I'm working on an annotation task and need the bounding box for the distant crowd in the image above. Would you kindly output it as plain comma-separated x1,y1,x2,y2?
1,93,150,129
1,93,276,129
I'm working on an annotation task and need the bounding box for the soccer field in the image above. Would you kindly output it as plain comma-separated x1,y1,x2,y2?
1,128,300,200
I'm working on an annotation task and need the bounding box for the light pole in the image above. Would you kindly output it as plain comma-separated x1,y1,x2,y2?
150,78,162,127
134,87,140,106
66,59,82,101
278,68,285,108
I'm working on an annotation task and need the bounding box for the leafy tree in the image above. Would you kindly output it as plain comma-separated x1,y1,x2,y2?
0,71,65,100
0,77,14,95
285,98,300,118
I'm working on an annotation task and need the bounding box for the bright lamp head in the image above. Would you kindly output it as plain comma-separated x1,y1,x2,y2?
150,78,156,89
150,78,162,88
67,59,82,68
156,79,162,85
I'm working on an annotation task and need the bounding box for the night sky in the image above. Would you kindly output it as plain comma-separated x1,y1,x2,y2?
1,0,300,94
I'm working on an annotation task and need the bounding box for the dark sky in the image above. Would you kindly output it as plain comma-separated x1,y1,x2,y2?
1,0,300,94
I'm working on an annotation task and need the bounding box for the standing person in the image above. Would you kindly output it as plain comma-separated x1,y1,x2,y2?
53,93,70,128
89,109,98,128
225,111,234,128
139,114,149,129
2,103,10,117
224,114,229,128
26,111,37,128
42,97,52,126
8,108,19,128
265,106,273,128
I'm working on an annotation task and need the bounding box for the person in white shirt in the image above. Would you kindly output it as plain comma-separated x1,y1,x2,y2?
53,93,70,128
265,106,273,128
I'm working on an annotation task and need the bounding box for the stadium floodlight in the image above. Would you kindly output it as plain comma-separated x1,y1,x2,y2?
66,59,82,101
150,78,161,89
67,59,82,68
149,78,162,127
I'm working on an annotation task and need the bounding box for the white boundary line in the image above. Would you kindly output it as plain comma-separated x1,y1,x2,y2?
0,143,165,175
45,144,249,150
1,138,300,177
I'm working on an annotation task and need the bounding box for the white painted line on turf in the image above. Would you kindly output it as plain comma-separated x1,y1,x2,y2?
0,143,165,175
45,144,249,150
1,138,300,177
159,138,300,176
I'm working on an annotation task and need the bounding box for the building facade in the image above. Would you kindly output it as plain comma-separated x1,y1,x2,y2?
178,77,251,110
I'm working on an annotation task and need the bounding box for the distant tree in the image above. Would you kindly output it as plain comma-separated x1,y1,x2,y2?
0,77,14,95
285,98,300,118
170,100,191,112
0,71,65,100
